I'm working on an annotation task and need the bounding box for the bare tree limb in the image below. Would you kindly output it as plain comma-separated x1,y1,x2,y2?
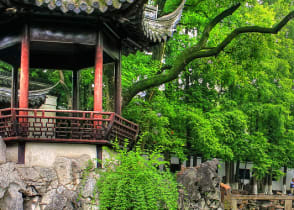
122,6,294,107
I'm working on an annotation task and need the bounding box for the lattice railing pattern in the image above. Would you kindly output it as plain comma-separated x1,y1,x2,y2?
0,108,139,143
0,108,14,137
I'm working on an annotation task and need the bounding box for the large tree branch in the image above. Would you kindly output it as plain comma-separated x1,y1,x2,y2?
122,7,294,107
186,10,294,60
195,3,241,50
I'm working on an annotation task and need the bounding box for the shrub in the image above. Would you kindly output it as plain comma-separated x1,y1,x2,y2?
95,147,178,210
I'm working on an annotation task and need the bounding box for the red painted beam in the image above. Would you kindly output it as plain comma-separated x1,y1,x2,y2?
19,26,30,110
94,32,103,112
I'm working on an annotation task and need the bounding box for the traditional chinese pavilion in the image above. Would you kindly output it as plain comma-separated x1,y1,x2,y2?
0,0,184,166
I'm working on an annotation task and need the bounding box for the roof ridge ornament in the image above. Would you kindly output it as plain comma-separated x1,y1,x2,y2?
142,0,185,43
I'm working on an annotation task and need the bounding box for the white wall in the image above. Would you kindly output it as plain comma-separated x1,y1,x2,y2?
25,142,97,167
6,143,18,162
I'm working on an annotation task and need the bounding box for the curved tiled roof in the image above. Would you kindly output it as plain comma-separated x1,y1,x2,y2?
142,1,185,42
34,0,135,14
0,0,185,52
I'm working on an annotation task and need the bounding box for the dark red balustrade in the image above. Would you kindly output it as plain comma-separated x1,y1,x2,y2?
0,108,138,145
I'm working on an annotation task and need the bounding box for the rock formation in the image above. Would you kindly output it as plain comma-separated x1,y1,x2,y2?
0,138,98,210
0,137,224,210
0,137,6,164
177,159,223,210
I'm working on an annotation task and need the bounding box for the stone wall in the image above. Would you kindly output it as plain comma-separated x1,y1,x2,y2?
0,138,98,210
177,159,223,210
0,135,224,210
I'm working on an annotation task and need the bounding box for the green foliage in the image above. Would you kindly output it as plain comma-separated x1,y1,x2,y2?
1,0,293,182
122,0,294,180
95,146,178,210
122,51,161,91
124,95,186,159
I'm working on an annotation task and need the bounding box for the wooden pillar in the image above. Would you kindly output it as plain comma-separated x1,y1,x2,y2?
11,66,18,108
18,25,29,164
19,25,30,110
94,31,103,112
72,70,80,110
114,49,122,115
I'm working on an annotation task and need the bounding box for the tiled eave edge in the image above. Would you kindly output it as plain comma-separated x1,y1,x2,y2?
32,0,135,14
142,0,185,43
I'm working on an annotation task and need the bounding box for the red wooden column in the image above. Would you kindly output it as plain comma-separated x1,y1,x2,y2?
18,25,30,164
93,31,103,163
94,31,103,112
19,26,30,110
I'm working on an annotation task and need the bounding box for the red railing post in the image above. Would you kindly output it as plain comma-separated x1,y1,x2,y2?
11,108,18,136
104,113,115,139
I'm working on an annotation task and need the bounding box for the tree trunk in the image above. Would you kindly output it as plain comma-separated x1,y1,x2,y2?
234,161,240,190
59,70,72,109
261,175,268,194
103,63,115,112
283,166,287,194
252,169,258,195
88,83,92,110
225,161,230,185
230,161,236,189
253,176,258,195
268,173,273,195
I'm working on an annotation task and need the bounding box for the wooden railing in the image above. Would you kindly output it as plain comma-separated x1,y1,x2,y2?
229,195,294,210
0,108,139,144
